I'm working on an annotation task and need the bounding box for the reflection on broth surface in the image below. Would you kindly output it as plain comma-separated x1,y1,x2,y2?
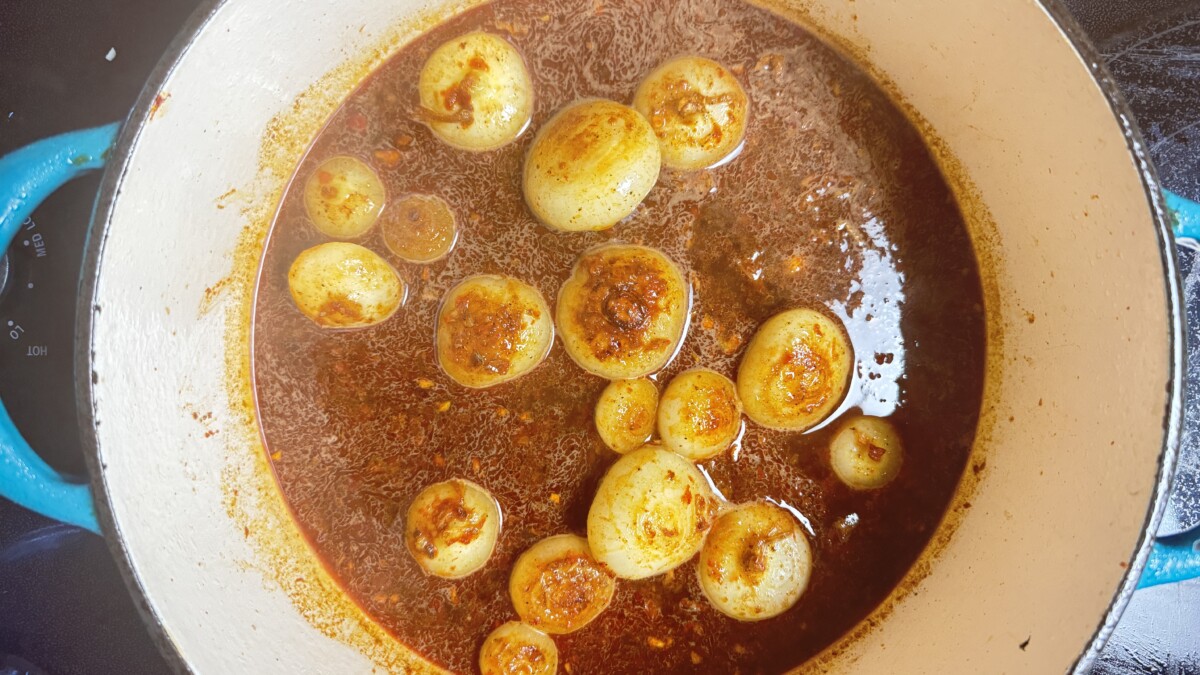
252,0,986,672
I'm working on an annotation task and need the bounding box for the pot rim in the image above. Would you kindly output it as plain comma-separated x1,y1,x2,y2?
71,1,1185,673
75,2,226,671
1033,1,1186,671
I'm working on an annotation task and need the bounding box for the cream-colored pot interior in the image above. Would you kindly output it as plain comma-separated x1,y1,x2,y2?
82,0,1180,672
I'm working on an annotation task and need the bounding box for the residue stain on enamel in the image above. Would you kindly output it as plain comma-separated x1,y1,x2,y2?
216,2,484,673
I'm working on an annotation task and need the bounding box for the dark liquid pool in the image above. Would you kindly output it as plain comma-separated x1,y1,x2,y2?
252,0,987,672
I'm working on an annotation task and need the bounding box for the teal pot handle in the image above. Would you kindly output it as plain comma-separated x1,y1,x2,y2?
1140,528,1200,588
0,123,120,534
1168,189,1200,241
1139,188,1200,589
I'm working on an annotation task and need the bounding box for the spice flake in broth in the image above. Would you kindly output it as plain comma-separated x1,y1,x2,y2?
251,0,986,672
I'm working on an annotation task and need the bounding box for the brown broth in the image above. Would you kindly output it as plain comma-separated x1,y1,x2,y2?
251,0,987,672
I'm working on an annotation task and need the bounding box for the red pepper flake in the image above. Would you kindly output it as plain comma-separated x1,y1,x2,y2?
394,133,414,147
433,453,446,467
646,636,671,649
374,148,402,167
493,18,531,35
347,112,368,132
471,458,481,474
316,170,333,184
149,92,170,120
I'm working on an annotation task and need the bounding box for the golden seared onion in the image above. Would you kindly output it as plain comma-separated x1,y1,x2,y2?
509,534,616,634
595,379,659,454
381,194,458,263
633,55,749,170
587,445,719,579
829,415,904,490
404,479,501,579
556,244,689,379
523,99,661,232
303,156,386,238
658,368,742,461
479,621,558,675
418,31,533,151
737,308,853,431
437,275,554,388
697,501,812,622
287,242,404,329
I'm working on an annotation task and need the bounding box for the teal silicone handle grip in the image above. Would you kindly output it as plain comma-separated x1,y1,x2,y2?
1140,528,1200,588
0,122,120,534
1139,188,1200,588
1168,189,1200,241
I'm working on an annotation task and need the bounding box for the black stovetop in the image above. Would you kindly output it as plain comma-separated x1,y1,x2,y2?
0,1,1197,673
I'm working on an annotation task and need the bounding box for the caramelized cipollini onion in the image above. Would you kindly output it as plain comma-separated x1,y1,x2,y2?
594,378,659,454
478,621,558,675
381,193,458,263
436,275,554,388
658,367,743,461
633,55,749,170
418,31,534,151
556,244,690,379
523,99,661,232
303,155,387,238
587,444,720,579
697,501,812,622
404,479,502,579
737,308,853,431
829,415,904,490
509,534,616,634
287,242,405,329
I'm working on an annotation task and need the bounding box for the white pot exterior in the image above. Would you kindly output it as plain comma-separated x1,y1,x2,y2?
81,0,1180,673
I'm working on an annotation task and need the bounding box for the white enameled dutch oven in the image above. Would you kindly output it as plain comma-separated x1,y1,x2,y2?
2,0,1200,672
